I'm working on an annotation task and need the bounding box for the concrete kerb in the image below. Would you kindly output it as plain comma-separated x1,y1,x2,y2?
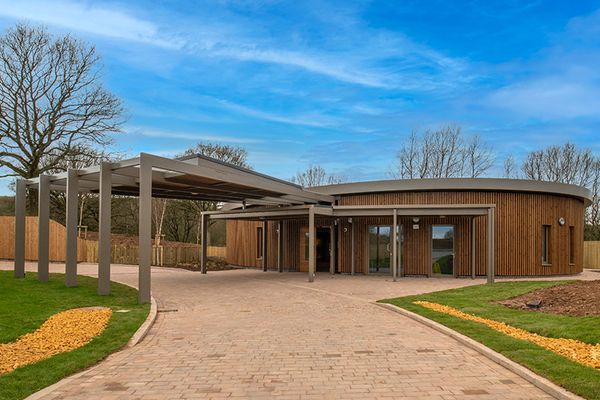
375,302,583,400
25,295,158,400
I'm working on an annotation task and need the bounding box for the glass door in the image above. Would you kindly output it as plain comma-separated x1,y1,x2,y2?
431,225,454,276
369,225,391,274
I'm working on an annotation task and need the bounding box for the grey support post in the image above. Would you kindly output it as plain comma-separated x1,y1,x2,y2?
308,206,315,282
200,212,208,274
350,219,355,276
329,222,335,275
392,209,398,282
37,174,50,282
65,169,79,287
262,220,268,272
14,179,26,278
337,221,341,274
98,162,112,295
471,216,476,280
138,156,152,304
487,207,495,284
277,221,283,273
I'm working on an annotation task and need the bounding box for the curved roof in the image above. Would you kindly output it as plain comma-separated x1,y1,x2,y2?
308,178,593,206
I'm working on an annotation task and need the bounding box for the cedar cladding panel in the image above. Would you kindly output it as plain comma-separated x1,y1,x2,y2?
338,191,584,276
226,219,303,271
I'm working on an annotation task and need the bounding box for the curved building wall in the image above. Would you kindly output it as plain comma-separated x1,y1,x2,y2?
226,189,586,277
337,190,585,276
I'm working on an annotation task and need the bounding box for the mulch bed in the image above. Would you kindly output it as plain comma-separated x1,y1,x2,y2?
499,280,600,316
165,257,236,272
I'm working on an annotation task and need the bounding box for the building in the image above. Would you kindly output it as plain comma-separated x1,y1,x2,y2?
222,179,592,279
12,153,592,304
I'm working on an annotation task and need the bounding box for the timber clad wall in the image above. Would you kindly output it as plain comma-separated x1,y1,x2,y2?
226,190,585,276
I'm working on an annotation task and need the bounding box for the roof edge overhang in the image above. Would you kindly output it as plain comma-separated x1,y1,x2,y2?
307,178,593,207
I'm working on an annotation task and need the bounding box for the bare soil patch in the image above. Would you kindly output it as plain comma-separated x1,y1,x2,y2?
499,280,600,316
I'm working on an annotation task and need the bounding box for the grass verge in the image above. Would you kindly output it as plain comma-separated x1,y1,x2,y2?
381,281,600,400
0,270,149,400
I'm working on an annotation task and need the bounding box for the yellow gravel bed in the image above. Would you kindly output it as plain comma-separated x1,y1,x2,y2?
0,307,112,374
414,301,600,369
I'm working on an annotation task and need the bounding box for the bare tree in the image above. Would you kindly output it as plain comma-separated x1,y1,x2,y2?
391,125,495,179
179,142,251,169
521,143,600,239
291,165,347,187
503,154,519,178
0,24,123,180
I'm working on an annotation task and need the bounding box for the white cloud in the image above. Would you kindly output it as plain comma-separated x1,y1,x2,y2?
129,127,263,144
488,75,600,119
0,0,182,49
214,99,342,128
0,0,471,90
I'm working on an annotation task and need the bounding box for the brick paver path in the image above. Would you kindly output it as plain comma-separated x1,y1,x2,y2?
1,262,577,399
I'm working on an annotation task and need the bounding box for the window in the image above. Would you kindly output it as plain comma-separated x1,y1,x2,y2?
541,225,551,265
256,227,263,259
569,226,575,265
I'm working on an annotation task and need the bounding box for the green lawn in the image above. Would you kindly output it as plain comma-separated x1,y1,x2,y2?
381,281,600,400
0,270,149,400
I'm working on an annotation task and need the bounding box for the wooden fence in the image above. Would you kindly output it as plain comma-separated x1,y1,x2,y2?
584,241,600,269
0,216,226,266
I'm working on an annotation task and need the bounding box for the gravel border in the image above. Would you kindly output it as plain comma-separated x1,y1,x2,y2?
375,302,584,400
25,295,158,400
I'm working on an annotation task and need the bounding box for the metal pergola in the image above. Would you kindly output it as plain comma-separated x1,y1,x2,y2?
12,153,334,303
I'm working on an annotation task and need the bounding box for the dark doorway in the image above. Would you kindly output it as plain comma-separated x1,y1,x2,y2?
316,227,331,272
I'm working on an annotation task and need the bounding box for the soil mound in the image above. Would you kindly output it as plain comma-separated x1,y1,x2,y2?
499,280,600,316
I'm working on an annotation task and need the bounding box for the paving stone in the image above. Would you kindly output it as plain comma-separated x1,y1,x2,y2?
3,262,587,399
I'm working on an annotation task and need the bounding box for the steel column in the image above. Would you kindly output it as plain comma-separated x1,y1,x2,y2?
98,162,112,295
65,169,79,287
337,221,341,274
37,175,50,282
277,221,283,273
471,216,476,280
350,220,355,276
487,208,495,284
200,213,208,274
308,206,315,282
262,221,268,272
14,179,26,278
138,157,152,304
329,222,335,275
392,209,398,282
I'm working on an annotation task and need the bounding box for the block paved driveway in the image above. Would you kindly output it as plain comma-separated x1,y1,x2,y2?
3,262,584,399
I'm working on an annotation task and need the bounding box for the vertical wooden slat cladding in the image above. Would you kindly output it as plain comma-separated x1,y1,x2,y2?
338,191,584,276
226,190,585,276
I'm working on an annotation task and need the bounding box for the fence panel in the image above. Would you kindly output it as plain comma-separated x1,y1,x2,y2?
1,216,226,266
584,241,600,268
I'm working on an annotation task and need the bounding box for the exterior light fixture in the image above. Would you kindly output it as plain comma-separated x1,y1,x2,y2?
558,217,566,226
348,218,353,224
412,217,420,223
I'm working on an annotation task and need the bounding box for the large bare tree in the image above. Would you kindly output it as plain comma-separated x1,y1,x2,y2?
391,125,495,179
520,143,600,239
291,164,346,187
0,24,123,180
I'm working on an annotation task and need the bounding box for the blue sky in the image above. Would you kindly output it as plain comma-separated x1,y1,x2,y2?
0,0,599,194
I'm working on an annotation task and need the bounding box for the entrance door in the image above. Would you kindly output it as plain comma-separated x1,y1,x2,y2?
369,225,391,274
316,227,331,272
431,225,454,276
